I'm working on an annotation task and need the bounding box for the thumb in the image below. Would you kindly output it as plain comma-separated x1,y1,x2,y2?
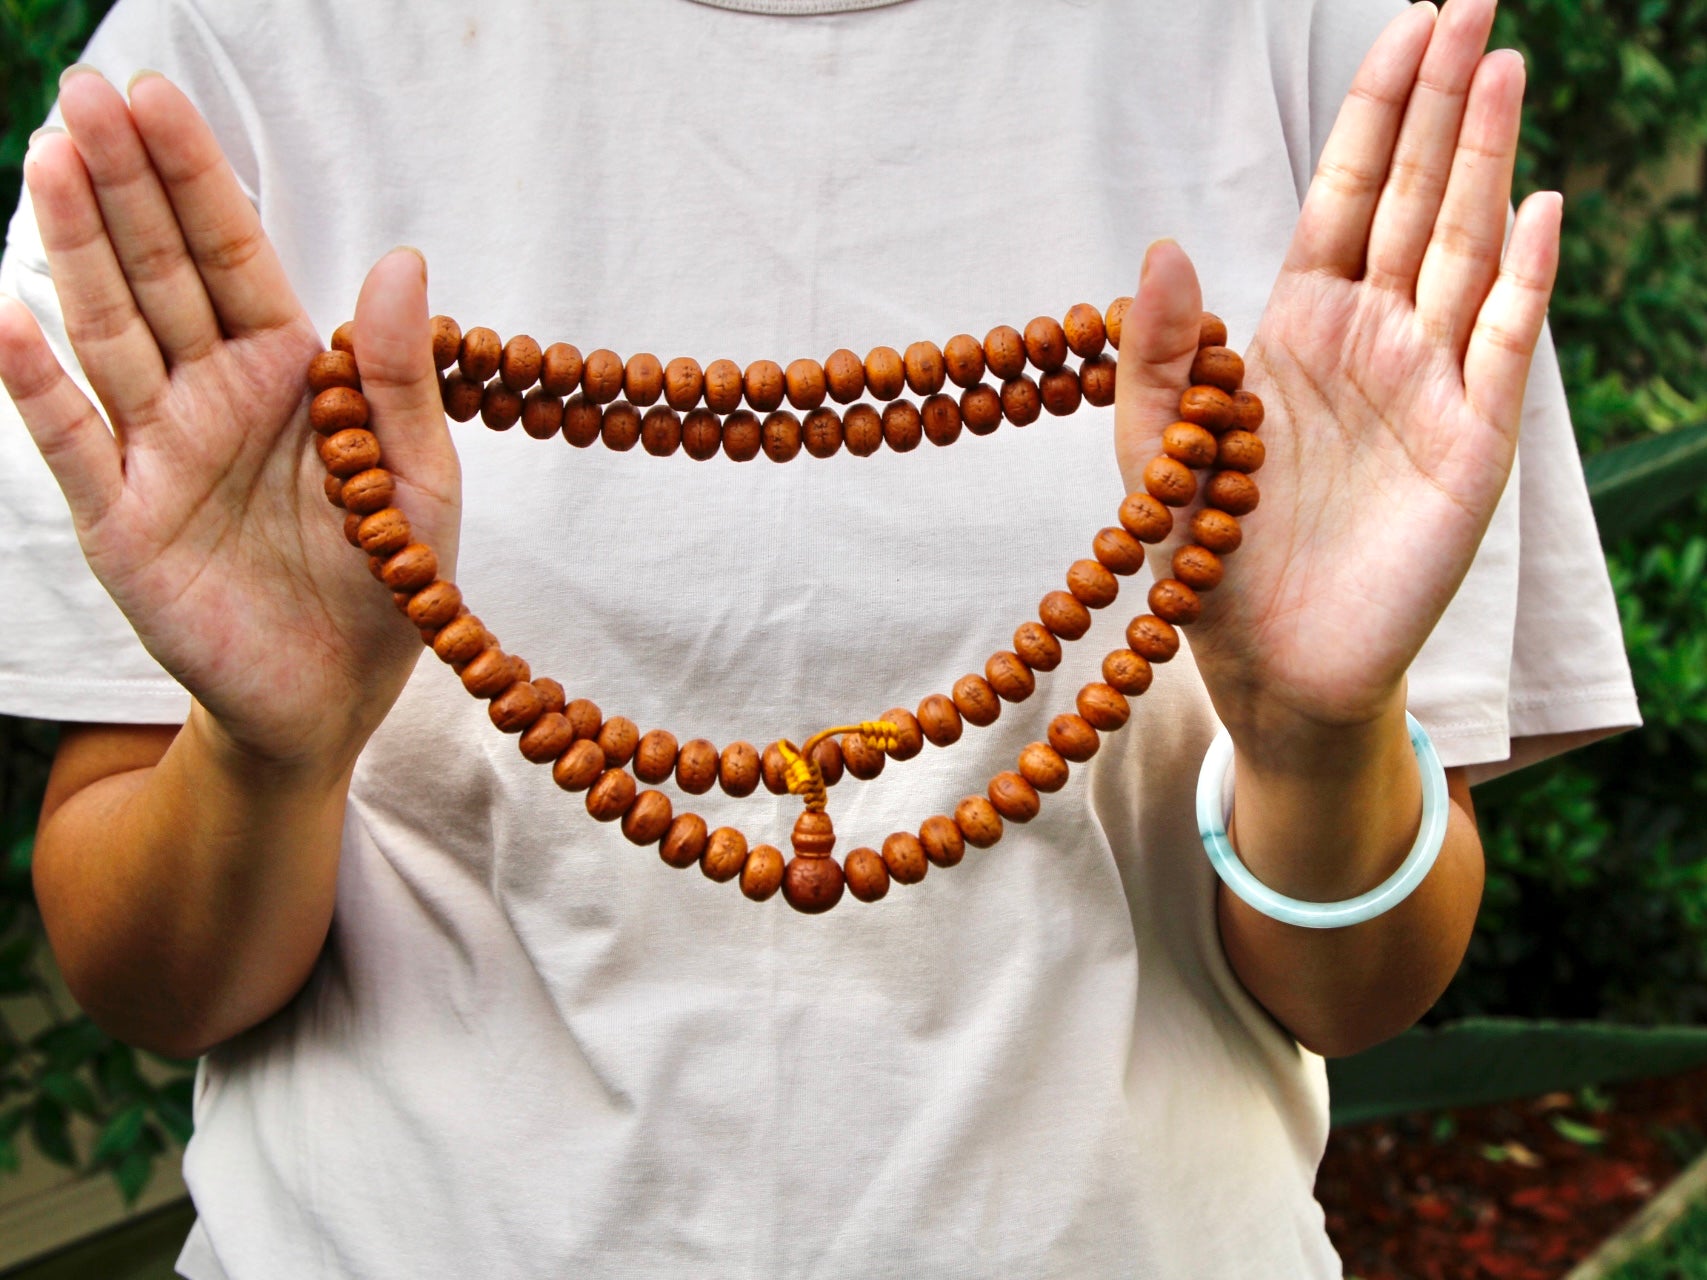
1114,238,1205,486
351,247,456,498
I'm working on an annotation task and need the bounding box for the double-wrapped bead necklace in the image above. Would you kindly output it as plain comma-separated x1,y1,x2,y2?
305,300,1265,914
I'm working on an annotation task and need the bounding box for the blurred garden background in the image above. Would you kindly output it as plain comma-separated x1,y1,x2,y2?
1,0,1706,1276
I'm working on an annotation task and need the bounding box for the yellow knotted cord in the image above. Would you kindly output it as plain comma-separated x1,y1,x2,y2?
778,721,900,813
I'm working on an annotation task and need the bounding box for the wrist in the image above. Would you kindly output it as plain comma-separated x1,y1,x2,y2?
184,699,366,795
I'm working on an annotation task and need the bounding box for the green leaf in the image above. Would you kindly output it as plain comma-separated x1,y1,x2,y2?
30,1096,75,1167
91,1100,147,1165
112,1145,154,1205
38,1068,100,1118
153,1079,195,1145
1551,1115,1607,1146
1585,423,1707,544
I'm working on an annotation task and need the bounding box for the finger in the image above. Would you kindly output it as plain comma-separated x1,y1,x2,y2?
352,248,455,492
1363,0,1499,296
128,73,302,337
1114,238,1204,481
24,130,171,427
1414,49,1526,360
1462,190,1561,440
57,67,223,365
0,295,124,530
1283,2,1438,280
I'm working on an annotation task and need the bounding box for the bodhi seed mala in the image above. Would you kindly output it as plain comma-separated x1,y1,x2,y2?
304,299,1266,915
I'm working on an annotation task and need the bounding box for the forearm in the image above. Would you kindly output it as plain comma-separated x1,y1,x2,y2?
1212,692,1484,1059
33,708,355,1059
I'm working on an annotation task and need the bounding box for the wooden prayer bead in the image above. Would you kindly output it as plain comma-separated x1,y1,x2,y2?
1143,456,1197,507
843,404,882,456
461,648,514,698
663,357,704,411
520,711,575,764
1023,316,1068,372
1148,578,1203,625
1040,369,1082,417
803,407,843,458
880,707,924,760
381,544,438,591
1179,385,1234,431
782,850,841,912
1162,421,1218,468
341,469,395,515
761,742,790,795
1038,590,1092,641
508,656,534,687
955,796,1003,848
1063,303,1107,359
921,394,962,446
824,348,865,403
1205,470,1260,515
1080,355,1116,407
521,389,565,440
624,353,664,406
635,729,679,784
351,505,407,556
844,847,890,902
1173,545,1225,591
841,732,887,780
864,346,905,400
762,411,803,462
582,349,624,403
743,845,787,902
1067,559,1119,609
960,385,1002,435
311,386,368,434
430,317,461,371
917,693,963,747
904,341,946,396
490,681,545,733
1076,683,1131,731
622,790,674,845
1126,614,1180,662
1013,621,1063,672
1000,376,1041,426
441,373,484,422
983,325,1027,379
1048,713,1100,762
481,383,522,430
562,395,603,447
540,343,584,395
329,477,349,509
601,402,641,451
1104,297,1131,349
406,580,462,629
1199,312,1229,348
743,359,785,412
1229,389,1264,431
720,742,761,797
1190,345,1244,393
919,815,965,867
1092,527,1145,576
1216,430,1265,472
1018,742,1069,793
882,400,922,452
785,358,826,411
641,405,683,457
661,813,709,869
1102,649,1154,696
433,615,487,666
943,334,985,388
500,335,543,392
988,771,1041,822
682,408,722,460
952,674,1002,727
1118,492,1173,543
566,698,602,741
985,651,1036,702
459,327,501,382
704,359,744,413
701,826,749,882
587,768,638,822
675,739,719,794
553,738,607,792
813,737,844,786
881,832,929,885
792,810,836,856
598,716,640,767
367,554,388,583
319,428,382,477
722,410,762,462
330,321,356,354
533,678,566,715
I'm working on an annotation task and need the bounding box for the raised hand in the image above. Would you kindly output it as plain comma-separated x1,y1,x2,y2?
0,69,458,770
1114,0,1559,744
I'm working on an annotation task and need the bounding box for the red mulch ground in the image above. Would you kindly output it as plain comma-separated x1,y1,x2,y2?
1316,1064,1707,1280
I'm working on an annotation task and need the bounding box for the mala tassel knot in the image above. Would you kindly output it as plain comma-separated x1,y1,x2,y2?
780,720,901,813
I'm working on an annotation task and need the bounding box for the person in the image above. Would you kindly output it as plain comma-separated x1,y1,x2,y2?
0,0,1639,1274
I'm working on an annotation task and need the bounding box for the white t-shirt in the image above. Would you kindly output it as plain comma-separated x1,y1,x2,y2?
0,1,1640,1276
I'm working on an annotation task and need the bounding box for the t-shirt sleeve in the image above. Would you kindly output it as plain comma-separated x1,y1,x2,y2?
1299,0,1640,782
0,0,260,724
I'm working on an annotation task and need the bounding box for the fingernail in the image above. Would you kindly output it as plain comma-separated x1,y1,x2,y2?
1140,237,1176,285
127,68,163,96
59,62,104,89
396,245,427,284
27,126,65,152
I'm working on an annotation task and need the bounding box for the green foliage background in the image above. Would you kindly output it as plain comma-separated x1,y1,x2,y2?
0,0,1704,1201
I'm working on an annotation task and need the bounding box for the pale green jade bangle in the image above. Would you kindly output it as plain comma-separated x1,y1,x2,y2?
1195,711,1450,929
